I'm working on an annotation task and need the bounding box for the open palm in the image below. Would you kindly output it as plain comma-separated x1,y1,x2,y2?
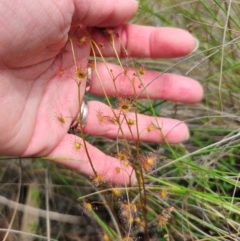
0,0,203,184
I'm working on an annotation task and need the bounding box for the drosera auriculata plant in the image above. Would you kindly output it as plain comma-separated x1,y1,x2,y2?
58,20,177,240
40,1,240,239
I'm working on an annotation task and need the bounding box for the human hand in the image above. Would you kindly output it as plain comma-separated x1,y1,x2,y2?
0,0,203,184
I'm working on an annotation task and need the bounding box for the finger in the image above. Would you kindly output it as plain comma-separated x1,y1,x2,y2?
47,134,136,185
90,25,198,58
72,0,138,26
83,101,189,144
88,62,203,103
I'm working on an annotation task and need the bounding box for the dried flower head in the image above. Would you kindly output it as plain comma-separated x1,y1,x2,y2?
159,188,168,200
55,112,66,126
120,202,138,219
137,64,146,75
71,138,83,153
117,98,133,114
101,233,110,241
115,166,121,174
112,188,122,198
95,108,105,124
76,66,87,80
158,206,174,227
147,123,154,132
92,174,105,187
158,216,167,227
127,118,135,126
140,153,158,173
81,200,93,215
116,151,131,167
117,152,128,162
78,36,87,46
134,217,146,233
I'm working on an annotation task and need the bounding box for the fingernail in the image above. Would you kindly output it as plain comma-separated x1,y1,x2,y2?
190,37,199,53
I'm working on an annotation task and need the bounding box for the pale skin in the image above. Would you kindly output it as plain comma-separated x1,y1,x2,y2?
0,0,203,184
